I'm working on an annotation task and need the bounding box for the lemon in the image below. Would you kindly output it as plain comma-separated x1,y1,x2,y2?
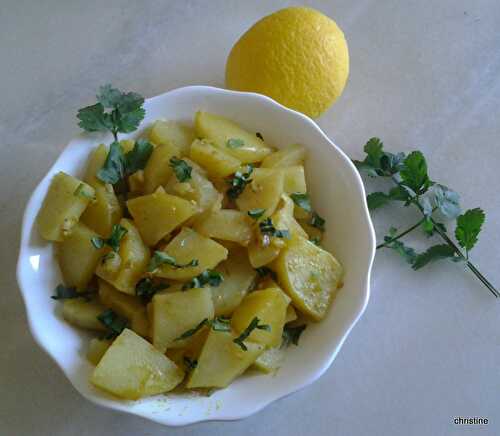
225,7,349,118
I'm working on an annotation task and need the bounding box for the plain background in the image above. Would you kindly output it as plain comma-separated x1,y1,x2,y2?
1,1,499,435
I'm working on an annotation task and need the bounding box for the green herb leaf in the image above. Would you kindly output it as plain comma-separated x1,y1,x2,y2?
363,137,384,169
233,317,270,351
310,212,325,232
367,192,391,210
169,157,192,182
73,183,95,200
97,141,125,184
455,208,485,257
247,208,266,220
256,132,264,140
183,356,198,371
182,270,223,290
259,218,290,239
77,103,113,133
227,165,253,199
135,278,169,302
281,324,307,348
383,229,418,264
226,138,245,149
97,309,128,339
412,244,458,270
400,151,431,195
210,316,231,332
175,318,209,341
290,193,312,212
124,139,154,175
107,224,128,252
51,284,96,301
255,266,277,280
148,251,199,272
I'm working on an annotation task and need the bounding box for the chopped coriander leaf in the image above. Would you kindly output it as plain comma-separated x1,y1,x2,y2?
281,324,307,348
309,211,325,232
148,251,199,272
107,224,128,252
455,208,485,257
227,165,253,199
175,318,209,341
247,208,266,220
255,266,277,280
73,183,95,200
97,141,125,184
256,132,264,140
290,193,312,212
226,138,245,149
233,317,270,351
412,244,458,270
210,316,231,332
169,157,192,182
51,284,96,301
182,270,223,290
124,139,154,175
97,309,128,339
183,356,198,371
259,218,290,239
135,278,169,302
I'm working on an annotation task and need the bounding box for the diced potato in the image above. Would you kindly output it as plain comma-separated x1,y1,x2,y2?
57,223,105,289
143,143,179,194
187,330,264,389
253,346,285,373
37,172,95,241
194,209,252,246
254,166,307,194
87,338,112,365
261,144,306,168
165,328,209,367
81,184,122,237
151,288,214,352
128,170,145,194
127,188,196,246
231,288,288,347
164,159,219,216
62,299,106,331
274,236,343,320
297,219,324,244
189,139,242,178
211,249,257,316
236,168,284,217
96,219,150,295
149,120,195,156
84,144,108,188
91,329,184,400
195,111,272,163
286,304,298,323
154,228,228,280
272,194,308,239
247,239,282,268
98,280,149,337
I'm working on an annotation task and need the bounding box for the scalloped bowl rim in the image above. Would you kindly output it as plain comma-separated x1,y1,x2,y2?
16,85,375,426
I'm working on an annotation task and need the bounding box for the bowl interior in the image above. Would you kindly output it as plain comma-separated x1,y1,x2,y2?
17,86,375,426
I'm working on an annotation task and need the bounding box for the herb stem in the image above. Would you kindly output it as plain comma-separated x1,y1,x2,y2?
376,219,425,249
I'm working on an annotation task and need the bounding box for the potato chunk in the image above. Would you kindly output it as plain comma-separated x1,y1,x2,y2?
154,228,228,280
211,249,257,316
189,139,242,178
151,288,214,352
254,166,307,194
87,338,112,365
57,223,105,289
187,330,264,389
81,184,122,237
98,280,149,337
274,236,343,320
231,288,288,347
62,299,106,331
37,172,95,241
272,194,308,240
95,219,150,295
194,209,252,246
195,111,272,163
149,120,195,156
127,189,196,246
261,144,306,168
253,346,285,373
143,143,179,194
91,329,184,400
84,144,108,187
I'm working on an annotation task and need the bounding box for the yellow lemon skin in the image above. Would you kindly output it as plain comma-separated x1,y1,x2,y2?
225,7,349,118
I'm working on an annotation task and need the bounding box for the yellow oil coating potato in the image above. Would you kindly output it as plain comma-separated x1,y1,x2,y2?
127,188,197,246
236,168,284,217
143,143,179,194
151,287,214,352
87,338,112,365
81,184,122,238
95,219,150,295
274,236,343,321
189,139,242,178
187,329,264,389
253,346,285,374
91,329,184,400
261,144,306,168
154,228,228,280
98,280,149,338
231,288,288,347
62,299,107,331
149,120,195,156
194,111,272,163
254,166,307,194
37,172,95,241
211,250,257,316
84,144,108,188
194,209,253,246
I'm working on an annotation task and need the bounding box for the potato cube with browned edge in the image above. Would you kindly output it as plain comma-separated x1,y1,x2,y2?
91,329,184,400
151,287,214,353
187,329,264,389
189,139,242,178
143,143,179,194
127,188,196,246
37,172,95,241
274,236,343,321
95,219,150,295
149,120,195,156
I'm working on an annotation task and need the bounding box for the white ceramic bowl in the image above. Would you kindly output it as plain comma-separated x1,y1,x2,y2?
17,86,375,426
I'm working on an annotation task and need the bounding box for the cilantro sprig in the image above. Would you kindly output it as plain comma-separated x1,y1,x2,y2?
355,138,498,297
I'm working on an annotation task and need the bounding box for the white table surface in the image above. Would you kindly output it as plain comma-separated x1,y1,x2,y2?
2,1,499,435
